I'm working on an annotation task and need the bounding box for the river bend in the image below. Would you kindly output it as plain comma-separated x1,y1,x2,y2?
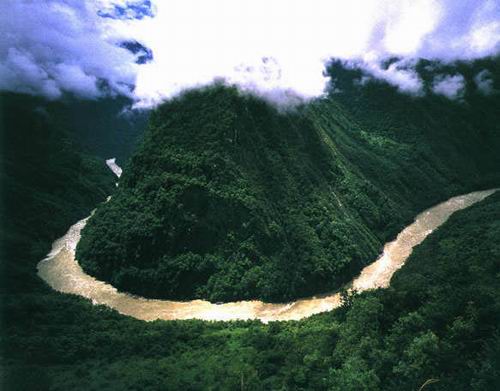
37,160,497,322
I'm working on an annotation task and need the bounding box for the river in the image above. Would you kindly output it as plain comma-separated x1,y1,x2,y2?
37,160,497,322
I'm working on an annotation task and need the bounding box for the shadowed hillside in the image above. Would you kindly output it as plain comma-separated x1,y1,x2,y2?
0,92,116,294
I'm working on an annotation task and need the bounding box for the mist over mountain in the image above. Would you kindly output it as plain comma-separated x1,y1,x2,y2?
1,0,499,107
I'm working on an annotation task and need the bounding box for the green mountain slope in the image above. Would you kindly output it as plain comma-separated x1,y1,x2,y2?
50,96,149,164
326,190,500,391
2,58,500,389
5,172,500,391
0,92,116,294
77,85,397,302
76,60,500,302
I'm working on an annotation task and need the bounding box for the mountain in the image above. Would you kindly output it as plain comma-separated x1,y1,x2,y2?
0,91,148,294
76,59,500,302
5,188,500,389
0,93,117,293
47,96,149,164
2,59,500,390
0,93,148,166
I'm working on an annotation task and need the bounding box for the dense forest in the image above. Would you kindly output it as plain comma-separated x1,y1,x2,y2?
3,144,500,389
2,58,500,390
0,93,116,296
48,96,148,165
77,59,500,302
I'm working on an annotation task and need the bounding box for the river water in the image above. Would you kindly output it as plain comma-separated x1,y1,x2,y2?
37,160,497,322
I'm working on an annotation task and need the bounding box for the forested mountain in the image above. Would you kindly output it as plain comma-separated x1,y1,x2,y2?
0,91,147,295
2,58,500,390
4,142,500,389
0,93,148,166
76,59,500,302
0,92,117,294
48,96,149,164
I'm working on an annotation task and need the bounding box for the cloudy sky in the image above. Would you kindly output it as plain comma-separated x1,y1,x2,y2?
1,0,499,106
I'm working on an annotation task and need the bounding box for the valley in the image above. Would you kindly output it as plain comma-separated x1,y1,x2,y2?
37,160,498,321
3,58,500,390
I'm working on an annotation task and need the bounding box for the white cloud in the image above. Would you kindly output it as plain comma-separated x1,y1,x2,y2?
1,0,499,105
360,58,424,94
127,0,500,106
432,74,466,99
474,69,495,94
53,63,100,99
0,48,62,99
382,0,443,55
0,0,141,99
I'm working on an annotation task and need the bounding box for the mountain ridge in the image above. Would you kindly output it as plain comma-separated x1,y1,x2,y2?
76,60,500,302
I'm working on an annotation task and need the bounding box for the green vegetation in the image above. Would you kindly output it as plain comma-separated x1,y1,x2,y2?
2,58,500,390
77,85,391,302
0,93,116,295
48,95,148,164
4,171,500,389
77,58,500,302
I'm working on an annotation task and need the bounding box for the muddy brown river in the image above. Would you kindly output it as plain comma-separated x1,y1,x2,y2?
37,160,497,322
